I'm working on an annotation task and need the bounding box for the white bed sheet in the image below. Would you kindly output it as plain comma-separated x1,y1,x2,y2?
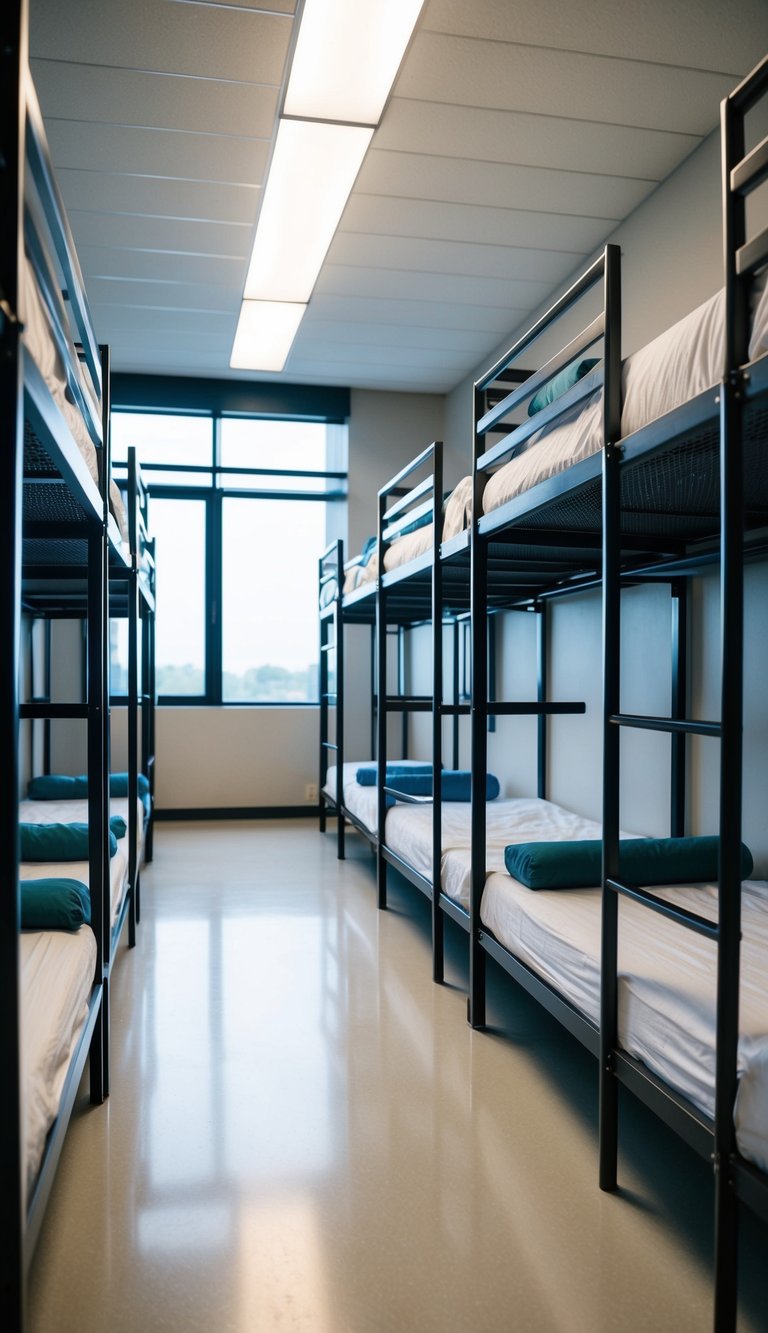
324,775,768,1167
19,795,145,863
341,476,474,596
20,840,130,929
480,870,768,1174
21,925,97,1198
482,277,768,515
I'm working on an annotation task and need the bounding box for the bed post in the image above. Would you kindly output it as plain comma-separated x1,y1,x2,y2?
432,442,444,984
318,549,329,835
670,580,687,838
0,2,27,1319
376,490,388,908
599,243,622,1193
451,618,460,770
712,73,751,1332
335,541,345,860
536,601,548,800
469,383,488,1028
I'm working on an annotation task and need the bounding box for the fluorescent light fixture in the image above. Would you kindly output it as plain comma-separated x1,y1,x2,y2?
284,0,425,125
244,119,372,304
230,300,306,372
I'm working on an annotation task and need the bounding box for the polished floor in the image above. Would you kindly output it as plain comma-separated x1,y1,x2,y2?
28,821,768,1333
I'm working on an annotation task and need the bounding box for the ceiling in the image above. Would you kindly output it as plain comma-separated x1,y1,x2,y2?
29,0,768,394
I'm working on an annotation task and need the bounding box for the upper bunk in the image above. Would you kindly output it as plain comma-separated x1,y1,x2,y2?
7,68,128,574
473,56,768,576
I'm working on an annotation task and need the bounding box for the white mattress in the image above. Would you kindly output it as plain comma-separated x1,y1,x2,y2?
325,761,440,836
20,255,129,541
383,476,473,572
341,476,474,595
482,277,768,515
481,870,768,1174
19,795,145,863
21,925,97,1199
19,837,130,929
329,774,768,1174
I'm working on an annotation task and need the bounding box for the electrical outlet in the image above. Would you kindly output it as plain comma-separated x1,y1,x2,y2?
305,783,318,802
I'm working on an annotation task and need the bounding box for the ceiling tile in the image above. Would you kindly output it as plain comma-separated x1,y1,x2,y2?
307,294,521,336
377,100,701,180
30,0,292,84
326,234,590,287
317,263,547,314
421,0,768,75
45,120,269,186
91,305,237,336
399,33,734,136
77,245,244,289
357,150,656,218
84,276,240,313
57,171,260,226
339,196,610,253
31,60,279,139
69,211,251,259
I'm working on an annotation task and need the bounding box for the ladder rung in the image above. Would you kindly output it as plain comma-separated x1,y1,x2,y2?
385,695,432,713
606,877,720,940
610,713,721,738
440,704,471,715
480,701,585,717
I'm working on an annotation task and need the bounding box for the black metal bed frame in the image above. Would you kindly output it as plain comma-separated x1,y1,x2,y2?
0,2,137,1320
463,56,768,1332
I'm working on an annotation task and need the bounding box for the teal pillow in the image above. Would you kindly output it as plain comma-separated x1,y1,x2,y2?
21,878,91,930
110,815,127,839
504,836,754,890
104,772,150,798
20,822,118,862
528,358,599,417
388,771,499,802
27,774,88,800
28,771,150,800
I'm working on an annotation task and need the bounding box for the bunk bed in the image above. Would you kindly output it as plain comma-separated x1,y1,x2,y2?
22,444,156,955
463,56,768,1332
0,4,117,1320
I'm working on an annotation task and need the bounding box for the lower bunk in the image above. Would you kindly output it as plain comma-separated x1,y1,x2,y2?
324,772,768,1184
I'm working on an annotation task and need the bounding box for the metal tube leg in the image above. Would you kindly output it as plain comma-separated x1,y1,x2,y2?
713,1161,738,1333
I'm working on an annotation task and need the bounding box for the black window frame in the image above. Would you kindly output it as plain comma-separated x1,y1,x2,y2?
111,377,349,708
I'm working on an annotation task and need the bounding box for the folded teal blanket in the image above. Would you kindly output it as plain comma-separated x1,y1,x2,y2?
21,877,91,930
20,822,118,862
28,771,150,799
528,358,599,417
356,762,433,787
387,771,500,802
504,836,754,890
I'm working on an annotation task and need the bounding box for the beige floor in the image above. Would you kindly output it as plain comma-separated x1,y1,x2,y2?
28,821,768,1333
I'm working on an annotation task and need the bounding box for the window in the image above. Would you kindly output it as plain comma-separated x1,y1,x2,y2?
111,405,346,706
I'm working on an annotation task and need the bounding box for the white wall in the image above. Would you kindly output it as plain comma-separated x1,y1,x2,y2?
155,707,318,809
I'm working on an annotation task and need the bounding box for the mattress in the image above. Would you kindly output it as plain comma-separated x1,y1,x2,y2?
19,838,130,929
324,761,440,835
480,870,768,1174
382,476,473,572
21,925,97,1199
19,795,146,864
341,475,474,596
323,763,531,862
482,276,768,515
20,254,129,541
